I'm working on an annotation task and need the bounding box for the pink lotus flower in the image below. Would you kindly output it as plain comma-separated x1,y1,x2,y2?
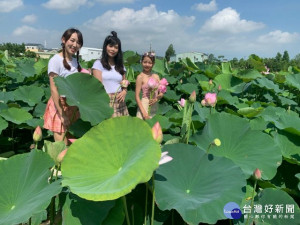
159,151,173,165
218,85,222,91
262,66,270,75
81,68,91,74
33,126,42,142
189,90,196,103
178,98,186,107
148,77,159,89
160,78,169,86
152,122,163,144
57,148,68,163
68,138,77,143
120,79,130,88
202,92,217,107
158,84,167,93
253,168,261,180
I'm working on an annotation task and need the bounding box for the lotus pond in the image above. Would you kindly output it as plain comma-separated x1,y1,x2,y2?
0,50,299,225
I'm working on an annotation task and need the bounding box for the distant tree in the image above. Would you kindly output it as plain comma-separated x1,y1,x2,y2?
0,43,25,57
165,44,175,62
282,50,290,63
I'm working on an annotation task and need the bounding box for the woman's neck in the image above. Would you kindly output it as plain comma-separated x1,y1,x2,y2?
60,52,73,62
108,57,115,66
143,70,152,76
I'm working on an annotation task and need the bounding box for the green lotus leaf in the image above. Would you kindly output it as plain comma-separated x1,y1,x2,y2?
102,199,125,225
285,73,300,90
274,113,300,136
235,69,263,82
0,116,8,134
254,188,300,225
254,77,282,93
237,107,264,118
13,85,44,106
217,90,239,106
68,119,92,138
176,83,199,95
0,107,32,124
273,131,300,163
191,113,282,180
31,210,47,225
33,102,47,117
43,140,66,165
146,115,172,132
61,117,161,201
54,73,113,125
296,174,300,191
62,192,115,225
260,106,287,122
0,150,61,225
214,73,232,90
278,96,298,106
126,66,136,82
153,58,167,76
34,58,48,76
0,91,14,104
15,58,36,78
155,143,245,225
163,89,180,102
26,118,44,128
0,102,8,112
221,62,233,74
156,102,173,115
249,117,268,131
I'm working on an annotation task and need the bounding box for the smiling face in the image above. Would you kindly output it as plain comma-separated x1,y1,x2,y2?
142,56,154,73
62,32,82,59
106,44,119,58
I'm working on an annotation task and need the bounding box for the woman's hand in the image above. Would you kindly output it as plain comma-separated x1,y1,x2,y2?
149,98,158,106
61,114,70,127
143,113,151,120
116,89,127,102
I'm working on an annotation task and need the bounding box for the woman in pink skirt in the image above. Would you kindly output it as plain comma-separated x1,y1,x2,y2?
44,28,83,144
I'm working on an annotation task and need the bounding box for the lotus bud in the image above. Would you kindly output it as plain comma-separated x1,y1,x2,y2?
212,138,221,146
57,148,68,163
147,77,159,89
204,92,217,107
189,90,196,103
152,122,163,144
80,68,91,74
218,84,222,91
160,78,169,86
209,79,213,85
33,126,42,142
121,79,130,88
253,168,262,180
201,99,206,106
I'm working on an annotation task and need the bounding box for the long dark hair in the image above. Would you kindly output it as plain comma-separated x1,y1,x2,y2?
101,31,125,75
61,28,83,72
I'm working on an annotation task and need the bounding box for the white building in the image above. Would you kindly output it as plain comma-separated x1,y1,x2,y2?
170,52,208,63
80,47,102,61
25,43,44,52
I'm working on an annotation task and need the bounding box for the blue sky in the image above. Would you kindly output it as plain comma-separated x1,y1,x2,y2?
1,0,299,60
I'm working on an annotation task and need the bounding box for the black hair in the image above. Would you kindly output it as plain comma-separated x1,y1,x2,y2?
61,28,83,72
100,31,125,75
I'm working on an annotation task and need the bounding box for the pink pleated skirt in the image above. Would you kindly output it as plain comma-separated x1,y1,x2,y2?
43,97,80,133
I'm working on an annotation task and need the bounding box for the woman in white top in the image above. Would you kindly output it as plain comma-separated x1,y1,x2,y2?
44,28,83,144
92,31,129,117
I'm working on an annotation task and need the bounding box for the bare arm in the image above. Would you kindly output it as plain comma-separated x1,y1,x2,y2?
135,75,150,119
92,68,103,83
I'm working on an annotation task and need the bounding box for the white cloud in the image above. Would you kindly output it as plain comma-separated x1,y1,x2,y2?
83,4,195,54
13,25,37,36
42,0,87,13
258,30,299,44
21,14,37,24
201,7,264,34
0,0,23,13
95,0,134,3
195,0,217,12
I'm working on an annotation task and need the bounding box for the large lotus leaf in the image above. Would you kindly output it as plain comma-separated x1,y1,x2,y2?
0,150,62,225
54,73,113,125
273,131,300,163
153,58,167,76
156,102,173,115
214,73,232,90
176,83,199,95
274,113,300,136
190,113,282,180
26,118,44,128
254,77,282,93
13,85,44,106
217,90,239,106
235,69,263,82
237,107,264,118
260,106,287,122
0,91,14,103
34,58,48,76
126,66,136,82
249,117,268,131
61,117,161,201
155,143,245,225
0,107,32,124
296,174,300,191
146,115,172,132
15,58,36,78
278,96,298,106
222,62,232,74
0,116,8,134
62,192,115,225
43,140,66,165
253,188,300,225
163,89,180,102
285,73,300,90
33,102,47,117
102,199,125,225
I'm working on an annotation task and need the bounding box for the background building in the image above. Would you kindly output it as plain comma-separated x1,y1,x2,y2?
25,43,44,52
170,52,208,63
80,47,102,61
